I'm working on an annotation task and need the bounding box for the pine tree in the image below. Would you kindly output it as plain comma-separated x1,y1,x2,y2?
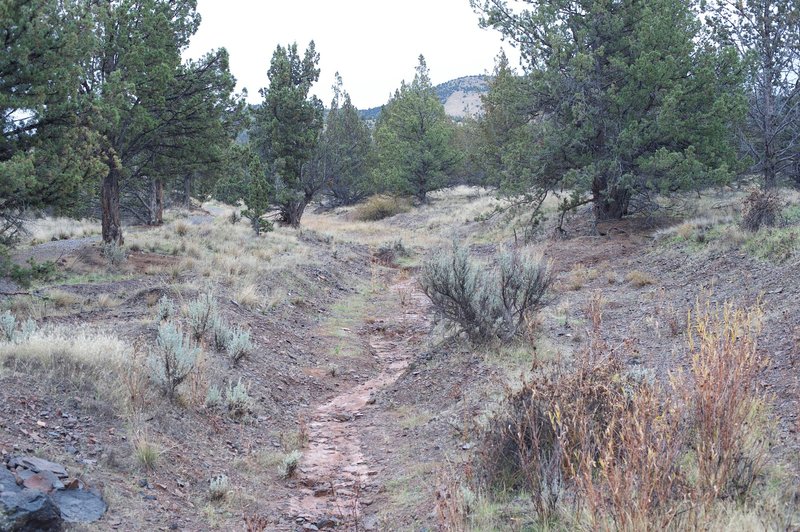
319,74,374,206
473,0,743,221
253,41,324,227
374,56,459,203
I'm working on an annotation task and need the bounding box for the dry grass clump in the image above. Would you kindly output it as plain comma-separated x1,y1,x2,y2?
564,263,598,291
353,195,412,221
0,323,131,404
47,289,82,309
741,188,782,232
235,282,261,310
626,269,655,287
24,217,100,244
473,299,777,530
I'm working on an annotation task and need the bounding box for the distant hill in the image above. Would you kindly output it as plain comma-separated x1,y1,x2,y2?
360,75,490,122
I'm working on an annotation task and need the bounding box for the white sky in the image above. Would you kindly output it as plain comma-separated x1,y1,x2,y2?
184,0,520,109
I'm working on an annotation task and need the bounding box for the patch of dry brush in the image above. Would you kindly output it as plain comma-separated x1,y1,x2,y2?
467,299,780,530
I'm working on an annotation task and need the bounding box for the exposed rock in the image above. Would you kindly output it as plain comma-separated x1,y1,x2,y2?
51,489,107,523
8,457,67,479
0,489,62,531
2,455,107,527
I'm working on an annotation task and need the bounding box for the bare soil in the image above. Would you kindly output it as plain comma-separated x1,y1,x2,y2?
1,199,798,530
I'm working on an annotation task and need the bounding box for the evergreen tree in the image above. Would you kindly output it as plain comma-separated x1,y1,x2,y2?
0,0,97,242
253,41,324,227
374,56,459,202
234,145,273,235
473,0,743,221
319,74,374,206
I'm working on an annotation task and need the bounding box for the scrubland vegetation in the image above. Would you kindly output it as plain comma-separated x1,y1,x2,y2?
3,0,800,530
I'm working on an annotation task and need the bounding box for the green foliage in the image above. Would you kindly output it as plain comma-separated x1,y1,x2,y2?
0,246,57,288
0,311,35,344
474,0,744,220
253,41,324,226
374,56,460,202
148,322,199,398
319,74,375,206
226,378,251,418
0,1,99,242
226,327,253,365
187,290,217,341
420,243,551,344
228,144,274,235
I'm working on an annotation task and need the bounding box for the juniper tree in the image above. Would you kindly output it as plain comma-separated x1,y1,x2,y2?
472,0,743,221
374,56,460,202
253,42,324,226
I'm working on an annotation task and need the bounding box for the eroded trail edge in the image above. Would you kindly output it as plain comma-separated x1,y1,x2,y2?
287,275,430,529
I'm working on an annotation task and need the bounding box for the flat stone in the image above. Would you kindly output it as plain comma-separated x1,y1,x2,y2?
9,456,68,479
51,489,107,523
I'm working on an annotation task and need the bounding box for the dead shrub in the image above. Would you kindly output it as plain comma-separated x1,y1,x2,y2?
477,298,770,528
420,243,551,344
353,195,411,221
681,301,769,503
741,188,781,231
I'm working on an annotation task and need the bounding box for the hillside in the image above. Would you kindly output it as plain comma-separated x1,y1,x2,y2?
360,75,489,121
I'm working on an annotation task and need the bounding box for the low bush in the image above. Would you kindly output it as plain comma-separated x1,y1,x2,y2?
353,195,411,221
0,310,37,343
420,244,551,344
476,299,772,529
208,474,229,501
148,322,199,399
155,295,175,322
226,378,251,418
187,290,217,341
741,188,782,231
0,246,57,287
226,327,253,364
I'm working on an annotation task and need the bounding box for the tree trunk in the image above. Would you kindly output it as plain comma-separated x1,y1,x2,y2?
280,195,311,227
592,175,630,221
149,178,164,226
183,174,192,207
101,164,123,245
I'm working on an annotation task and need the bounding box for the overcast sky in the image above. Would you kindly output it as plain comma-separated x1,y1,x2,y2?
184,0,520,109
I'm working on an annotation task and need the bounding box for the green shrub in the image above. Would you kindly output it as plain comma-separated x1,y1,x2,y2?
353,195,411,221
205,385,223,408
280,450,302,479
0,310,37,343
226,327,252,364
101,242,126,268
1,246,57,287
155,295,175,322
187,290,217,341
148,322,199,399
420,244,551,344
208,474,229,501
226,378,251,418
211,316,231,351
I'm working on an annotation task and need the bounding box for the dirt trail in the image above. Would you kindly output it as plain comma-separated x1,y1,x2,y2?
286,275,430,530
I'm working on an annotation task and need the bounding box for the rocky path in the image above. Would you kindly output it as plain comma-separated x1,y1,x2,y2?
285,275,430,531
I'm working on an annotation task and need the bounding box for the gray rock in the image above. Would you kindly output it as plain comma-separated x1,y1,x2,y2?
8,457,68,479
0,488,62,531
51,489,107,523
0,468,21,495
